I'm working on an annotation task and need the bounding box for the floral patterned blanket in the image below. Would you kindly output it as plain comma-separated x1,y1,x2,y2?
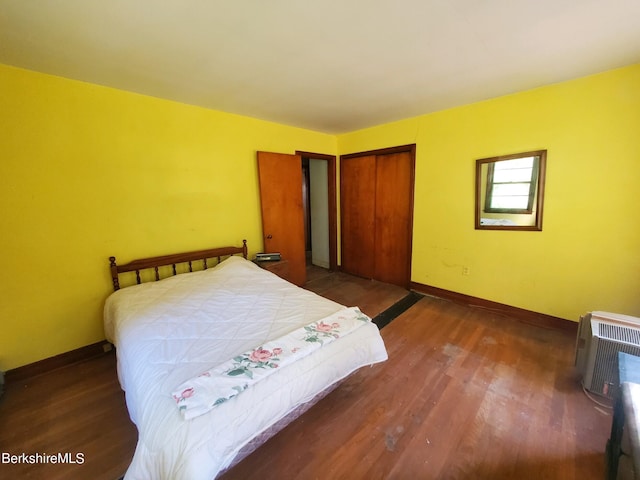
172,307,372,420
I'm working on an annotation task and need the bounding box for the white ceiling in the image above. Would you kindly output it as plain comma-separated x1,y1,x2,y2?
1,1,639,134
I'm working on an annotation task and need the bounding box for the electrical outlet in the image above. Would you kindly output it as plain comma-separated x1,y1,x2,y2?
462,266,470,276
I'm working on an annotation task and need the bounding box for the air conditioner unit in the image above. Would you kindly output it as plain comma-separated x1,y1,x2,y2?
574,311,640,399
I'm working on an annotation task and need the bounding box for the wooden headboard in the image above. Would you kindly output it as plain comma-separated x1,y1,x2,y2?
109,240,248,291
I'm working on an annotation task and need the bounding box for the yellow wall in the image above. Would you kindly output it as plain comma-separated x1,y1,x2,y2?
0,64,336,371
338,64,640,322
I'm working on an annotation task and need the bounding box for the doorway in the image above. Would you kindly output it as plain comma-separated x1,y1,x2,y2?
303,157,329,268
297,151,338,272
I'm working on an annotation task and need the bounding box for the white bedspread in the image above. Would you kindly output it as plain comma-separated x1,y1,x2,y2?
104,256,388,480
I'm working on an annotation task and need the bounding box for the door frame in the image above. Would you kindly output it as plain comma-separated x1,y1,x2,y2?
296,150,338,271
339,144,416,288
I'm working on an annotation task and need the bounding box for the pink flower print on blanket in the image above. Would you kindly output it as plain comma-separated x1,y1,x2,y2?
171,307,375,419
303,321,342,344
303,309,369,344
226,347,282,379
173,387,195,404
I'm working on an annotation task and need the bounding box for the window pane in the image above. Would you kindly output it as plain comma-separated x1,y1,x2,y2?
493,168,533,183
492,183,531,196
490,195,530,209
494,157,535,170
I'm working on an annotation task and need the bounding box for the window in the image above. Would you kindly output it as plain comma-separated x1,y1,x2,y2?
475,149,547,231
484,155,539,214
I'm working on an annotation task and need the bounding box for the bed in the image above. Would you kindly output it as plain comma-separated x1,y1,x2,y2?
104,241,388,480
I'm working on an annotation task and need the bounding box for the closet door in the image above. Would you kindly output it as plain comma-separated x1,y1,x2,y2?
340,155,376,279
340,146,415,288
374,151,414,286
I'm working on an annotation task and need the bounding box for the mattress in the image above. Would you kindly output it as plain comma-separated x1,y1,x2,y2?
104,256,388,479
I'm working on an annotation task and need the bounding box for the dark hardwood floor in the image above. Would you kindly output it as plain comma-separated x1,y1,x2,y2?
0,349,137,480
304,265,409,317
0,267,611,479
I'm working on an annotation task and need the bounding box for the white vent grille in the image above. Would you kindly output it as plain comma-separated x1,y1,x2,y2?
596,322,640,345
585,319,640,398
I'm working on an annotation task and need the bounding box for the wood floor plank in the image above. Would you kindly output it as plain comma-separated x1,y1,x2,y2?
0,352,137,480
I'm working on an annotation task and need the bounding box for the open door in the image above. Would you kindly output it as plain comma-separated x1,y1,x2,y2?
257,151,306,286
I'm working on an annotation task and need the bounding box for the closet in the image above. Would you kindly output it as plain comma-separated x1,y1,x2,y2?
340,145,415,288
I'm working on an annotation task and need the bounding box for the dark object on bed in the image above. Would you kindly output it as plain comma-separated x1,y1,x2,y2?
109,240,247,291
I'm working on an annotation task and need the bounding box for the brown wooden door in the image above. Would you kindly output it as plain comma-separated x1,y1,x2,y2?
374,151,414,286
340,155,376,279
340,147,415,288
257,151,306,286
